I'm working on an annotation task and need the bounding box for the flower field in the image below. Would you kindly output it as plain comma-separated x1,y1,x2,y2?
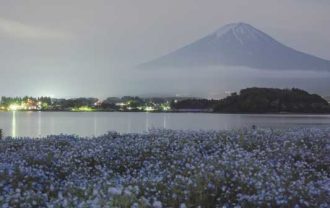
0,128,329,207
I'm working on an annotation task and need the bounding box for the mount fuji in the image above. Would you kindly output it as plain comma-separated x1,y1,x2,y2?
140,23,330,71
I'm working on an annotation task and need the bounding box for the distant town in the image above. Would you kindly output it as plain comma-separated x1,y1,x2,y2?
1,88,330,113
0,96,188,112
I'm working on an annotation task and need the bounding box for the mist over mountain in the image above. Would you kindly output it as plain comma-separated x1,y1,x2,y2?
141,23,330,71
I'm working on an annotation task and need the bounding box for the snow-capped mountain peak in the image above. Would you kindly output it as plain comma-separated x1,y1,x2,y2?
214,22,250,37
214,22,274,45
140,23,330,71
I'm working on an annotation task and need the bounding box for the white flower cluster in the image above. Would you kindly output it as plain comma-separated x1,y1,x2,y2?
0,128,329,207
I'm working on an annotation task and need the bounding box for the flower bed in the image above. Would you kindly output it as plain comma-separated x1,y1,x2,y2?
0,128,329,207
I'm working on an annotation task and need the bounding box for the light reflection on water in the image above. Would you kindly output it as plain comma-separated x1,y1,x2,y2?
0,111,329,138
38,111,41,136
11,111,16,137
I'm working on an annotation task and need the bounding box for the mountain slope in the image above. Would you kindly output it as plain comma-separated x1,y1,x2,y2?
140,23,330,71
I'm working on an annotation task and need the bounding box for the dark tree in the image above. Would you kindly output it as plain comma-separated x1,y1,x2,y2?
214,88,330,113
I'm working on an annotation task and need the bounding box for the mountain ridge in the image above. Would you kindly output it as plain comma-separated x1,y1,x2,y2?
140,23,330,71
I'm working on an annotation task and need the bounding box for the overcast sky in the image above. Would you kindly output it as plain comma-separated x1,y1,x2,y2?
1,0,330,98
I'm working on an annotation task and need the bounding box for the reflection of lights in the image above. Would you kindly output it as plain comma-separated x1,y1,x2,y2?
12,111,16,137
93,114,97,136
145,112,149,132
163,114,167,129
38,111,41,136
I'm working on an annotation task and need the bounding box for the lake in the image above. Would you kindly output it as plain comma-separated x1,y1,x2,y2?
0,111,329,137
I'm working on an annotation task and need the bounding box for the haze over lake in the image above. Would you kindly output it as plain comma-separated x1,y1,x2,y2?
1,111,329,137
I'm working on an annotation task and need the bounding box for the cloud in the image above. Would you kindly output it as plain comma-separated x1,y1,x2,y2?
0,17,73,40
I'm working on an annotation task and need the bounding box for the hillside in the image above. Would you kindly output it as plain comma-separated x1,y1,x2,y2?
214,88,330,113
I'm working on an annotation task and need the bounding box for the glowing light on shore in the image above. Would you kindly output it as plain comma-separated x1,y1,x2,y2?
116,102,126,107
8,104,19,111
8,103,28,111
72,106,94,112
145,106,155,112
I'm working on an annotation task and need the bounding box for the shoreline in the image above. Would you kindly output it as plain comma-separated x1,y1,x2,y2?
0,109,330,115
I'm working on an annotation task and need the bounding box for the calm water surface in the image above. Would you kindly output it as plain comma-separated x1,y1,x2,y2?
0,111,329,137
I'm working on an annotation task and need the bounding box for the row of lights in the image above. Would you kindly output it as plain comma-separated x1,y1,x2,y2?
1,102,44,111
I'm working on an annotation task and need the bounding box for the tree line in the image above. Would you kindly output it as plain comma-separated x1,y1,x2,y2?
172,88,330,113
